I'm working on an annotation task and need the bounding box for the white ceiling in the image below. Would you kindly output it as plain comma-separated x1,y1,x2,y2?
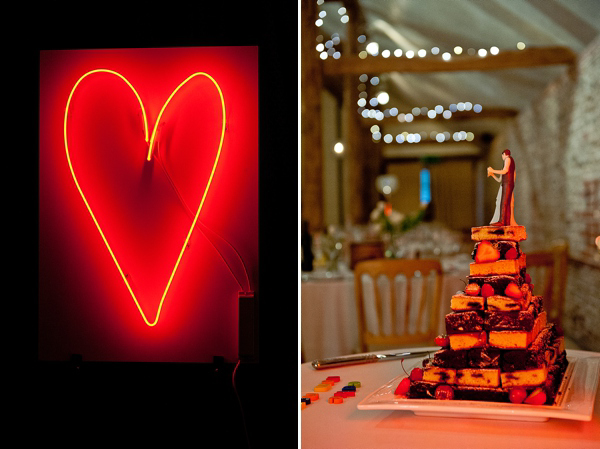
315,0,600,145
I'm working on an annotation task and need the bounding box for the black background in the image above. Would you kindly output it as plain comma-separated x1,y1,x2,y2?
16,4,298,446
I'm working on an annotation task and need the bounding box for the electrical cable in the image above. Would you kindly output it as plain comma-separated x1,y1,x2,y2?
233,359,252,448
154,135,254,446
154,138,252,292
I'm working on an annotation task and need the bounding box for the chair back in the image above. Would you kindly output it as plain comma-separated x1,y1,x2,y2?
526,241,568,329
354,258,443,353
350,241,385,270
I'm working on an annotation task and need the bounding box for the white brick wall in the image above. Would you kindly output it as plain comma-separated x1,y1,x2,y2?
490,37,600,351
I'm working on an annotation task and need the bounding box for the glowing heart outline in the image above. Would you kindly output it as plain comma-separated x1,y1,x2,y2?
63,69,226,326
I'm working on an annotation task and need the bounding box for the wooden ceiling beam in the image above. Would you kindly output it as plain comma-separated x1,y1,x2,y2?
323,46,576,76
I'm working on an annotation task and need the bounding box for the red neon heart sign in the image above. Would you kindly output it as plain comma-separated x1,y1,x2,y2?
63,69,226,327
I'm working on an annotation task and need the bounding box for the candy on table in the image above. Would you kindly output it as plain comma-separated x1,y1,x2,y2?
328,396,343,404
326,376,341,382
301,402,307,410
301,397,312,405
314,383,332,392
348,381,361,388
303,392,320,401
341,385,356,392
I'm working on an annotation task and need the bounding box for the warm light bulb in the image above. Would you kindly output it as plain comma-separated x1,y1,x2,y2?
366,42,379,55
334,142,344,154
377,92,390,105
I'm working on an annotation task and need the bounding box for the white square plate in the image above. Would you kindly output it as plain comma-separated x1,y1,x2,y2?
357,354,599,421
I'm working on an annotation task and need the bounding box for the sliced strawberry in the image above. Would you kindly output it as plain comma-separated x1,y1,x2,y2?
475,241,500,263
505,282,522,299
481,283,495,297
524,388,547,405
435,385,454,400
434,334,450,347
504,248,518,260
465,283,481,296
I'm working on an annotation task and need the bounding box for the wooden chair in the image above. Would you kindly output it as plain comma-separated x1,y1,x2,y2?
350,241,385,270
526,241,568,329
354,258,443,353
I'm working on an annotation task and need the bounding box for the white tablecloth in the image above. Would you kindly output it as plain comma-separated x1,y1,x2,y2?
301,262,469,362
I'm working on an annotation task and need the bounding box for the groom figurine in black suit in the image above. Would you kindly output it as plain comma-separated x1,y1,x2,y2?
487,149,515,227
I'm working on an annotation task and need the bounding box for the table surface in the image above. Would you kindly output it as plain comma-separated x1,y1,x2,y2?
300,348,600,449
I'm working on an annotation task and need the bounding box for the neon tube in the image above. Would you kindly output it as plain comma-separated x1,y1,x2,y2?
64,70,226,326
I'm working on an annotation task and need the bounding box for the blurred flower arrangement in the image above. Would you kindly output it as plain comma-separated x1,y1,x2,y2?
369,201,425,236
368,202,427,258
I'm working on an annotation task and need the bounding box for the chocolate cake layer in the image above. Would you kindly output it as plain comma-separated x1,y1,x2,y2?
453,386,508,402
468,347,501,368
471,240,520,261
406,353,568,404
488,311,546,349
545,353,569,403
445,311,484,333
432,347,500,369
407,381,437,399
501,324,556,371
407,381,509,402
432,349,468,369
467,275,525,294
484,296,542,331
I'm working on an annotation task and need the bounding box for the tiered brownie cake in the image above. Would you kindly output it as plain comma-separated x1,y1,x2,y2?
406,225,568,405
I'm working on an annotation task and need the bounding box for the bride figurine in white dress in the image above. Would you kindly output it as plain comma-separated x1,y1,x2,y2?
488,166,517,226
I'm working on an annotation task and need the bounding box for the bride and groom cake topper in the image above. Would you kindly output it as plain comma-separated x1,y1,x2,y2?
488,149,516,227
